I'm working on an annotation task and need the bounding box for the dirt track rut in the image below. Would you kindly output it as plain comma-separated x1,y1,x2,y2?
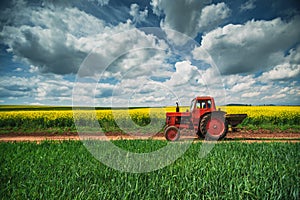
0,130,299,143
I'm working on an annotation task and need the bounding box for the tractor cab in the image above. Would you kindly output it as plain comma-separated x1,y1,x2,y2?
190,96,216,112
190,97,216,126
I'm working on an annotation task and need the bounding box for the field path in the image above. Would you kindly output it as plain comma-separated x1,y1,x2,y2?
0,130,299,143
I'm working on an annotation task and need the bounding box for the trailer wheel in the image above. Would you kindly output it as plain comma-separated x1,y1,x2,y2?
200,113,228,140
164,126,180,141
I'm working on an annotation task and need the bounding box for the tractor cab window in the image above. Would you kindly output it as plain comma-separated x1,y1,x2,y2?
201,101,206,108
205,100,211,108
195,100,212,109
195,100,206,109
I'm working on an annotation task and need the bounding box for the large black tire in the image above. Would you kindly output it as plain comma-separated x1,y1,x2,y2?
164,126,180,141
199,113,228,140
196,129,205,139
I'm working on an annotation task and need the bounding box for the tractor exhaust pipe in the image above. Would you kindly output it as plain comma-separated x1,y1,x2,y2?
176,102,179,112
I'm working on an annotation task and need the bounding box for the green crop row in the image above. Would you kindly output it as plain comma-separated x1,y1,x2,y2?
0,141,299,199
241,115,300,126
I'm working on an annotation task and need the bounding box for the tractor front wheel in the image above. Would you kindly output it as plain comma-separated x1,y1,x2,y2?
165,126,180,141
200,113,228,140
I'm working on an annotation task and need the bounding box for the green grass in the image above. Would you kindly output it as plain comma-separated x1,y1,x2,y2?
0,140,299,199
236,124,300,132
241,117,300,130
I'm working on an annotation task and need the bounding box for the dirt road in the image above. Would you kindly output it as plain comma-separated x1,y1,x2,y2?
0,129,299,143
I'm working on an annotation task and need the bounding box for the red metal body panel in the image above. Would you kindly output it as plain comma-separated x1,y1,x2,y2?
166,96,217,130
165,112,190,129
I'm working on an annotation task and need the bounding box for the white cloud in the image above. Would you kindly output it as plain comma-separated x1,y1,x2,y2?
221,71,300,105
0,74,76,104
29,102,44,105
165,61,199,86
36,79,73,101
150,0,162,16
225,74,256,91
14,67,23,72
161,60,227,105
29,65,39,73
73,76,179,107
260,45,300,80
260,85,272,91
76,28,170,78
262,93,286,100
231,81,255,93
87,0,110,6
193,16,300,75
1,72,299,106
129,3,148,24
0,76,39,99
31,7,105,36
260,63,300,80
240,0,256,11
198,2,231,33
241,91,260,98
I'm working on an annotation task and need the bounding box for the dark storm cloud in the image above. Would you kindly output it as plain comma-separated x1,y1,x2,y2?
151,0,231,40
0,1,105,75
3,26,87,74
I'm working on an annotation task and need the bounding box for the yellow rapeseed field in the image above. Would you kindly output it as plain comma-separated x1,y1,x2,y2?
0,106,299,131
222,106,300,119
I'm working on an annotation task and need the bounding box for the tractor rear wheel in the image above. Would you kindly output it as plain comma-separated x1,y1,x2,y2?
200,113,228,140
196,130,205,139
164,126,180,141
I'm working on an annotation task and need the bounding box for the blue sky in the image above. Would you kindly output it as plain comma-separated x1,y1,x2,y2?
0,0,299,106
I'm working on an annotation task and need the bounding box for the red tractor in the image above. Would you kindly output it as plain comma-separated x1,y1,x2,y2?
164,96,247,141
